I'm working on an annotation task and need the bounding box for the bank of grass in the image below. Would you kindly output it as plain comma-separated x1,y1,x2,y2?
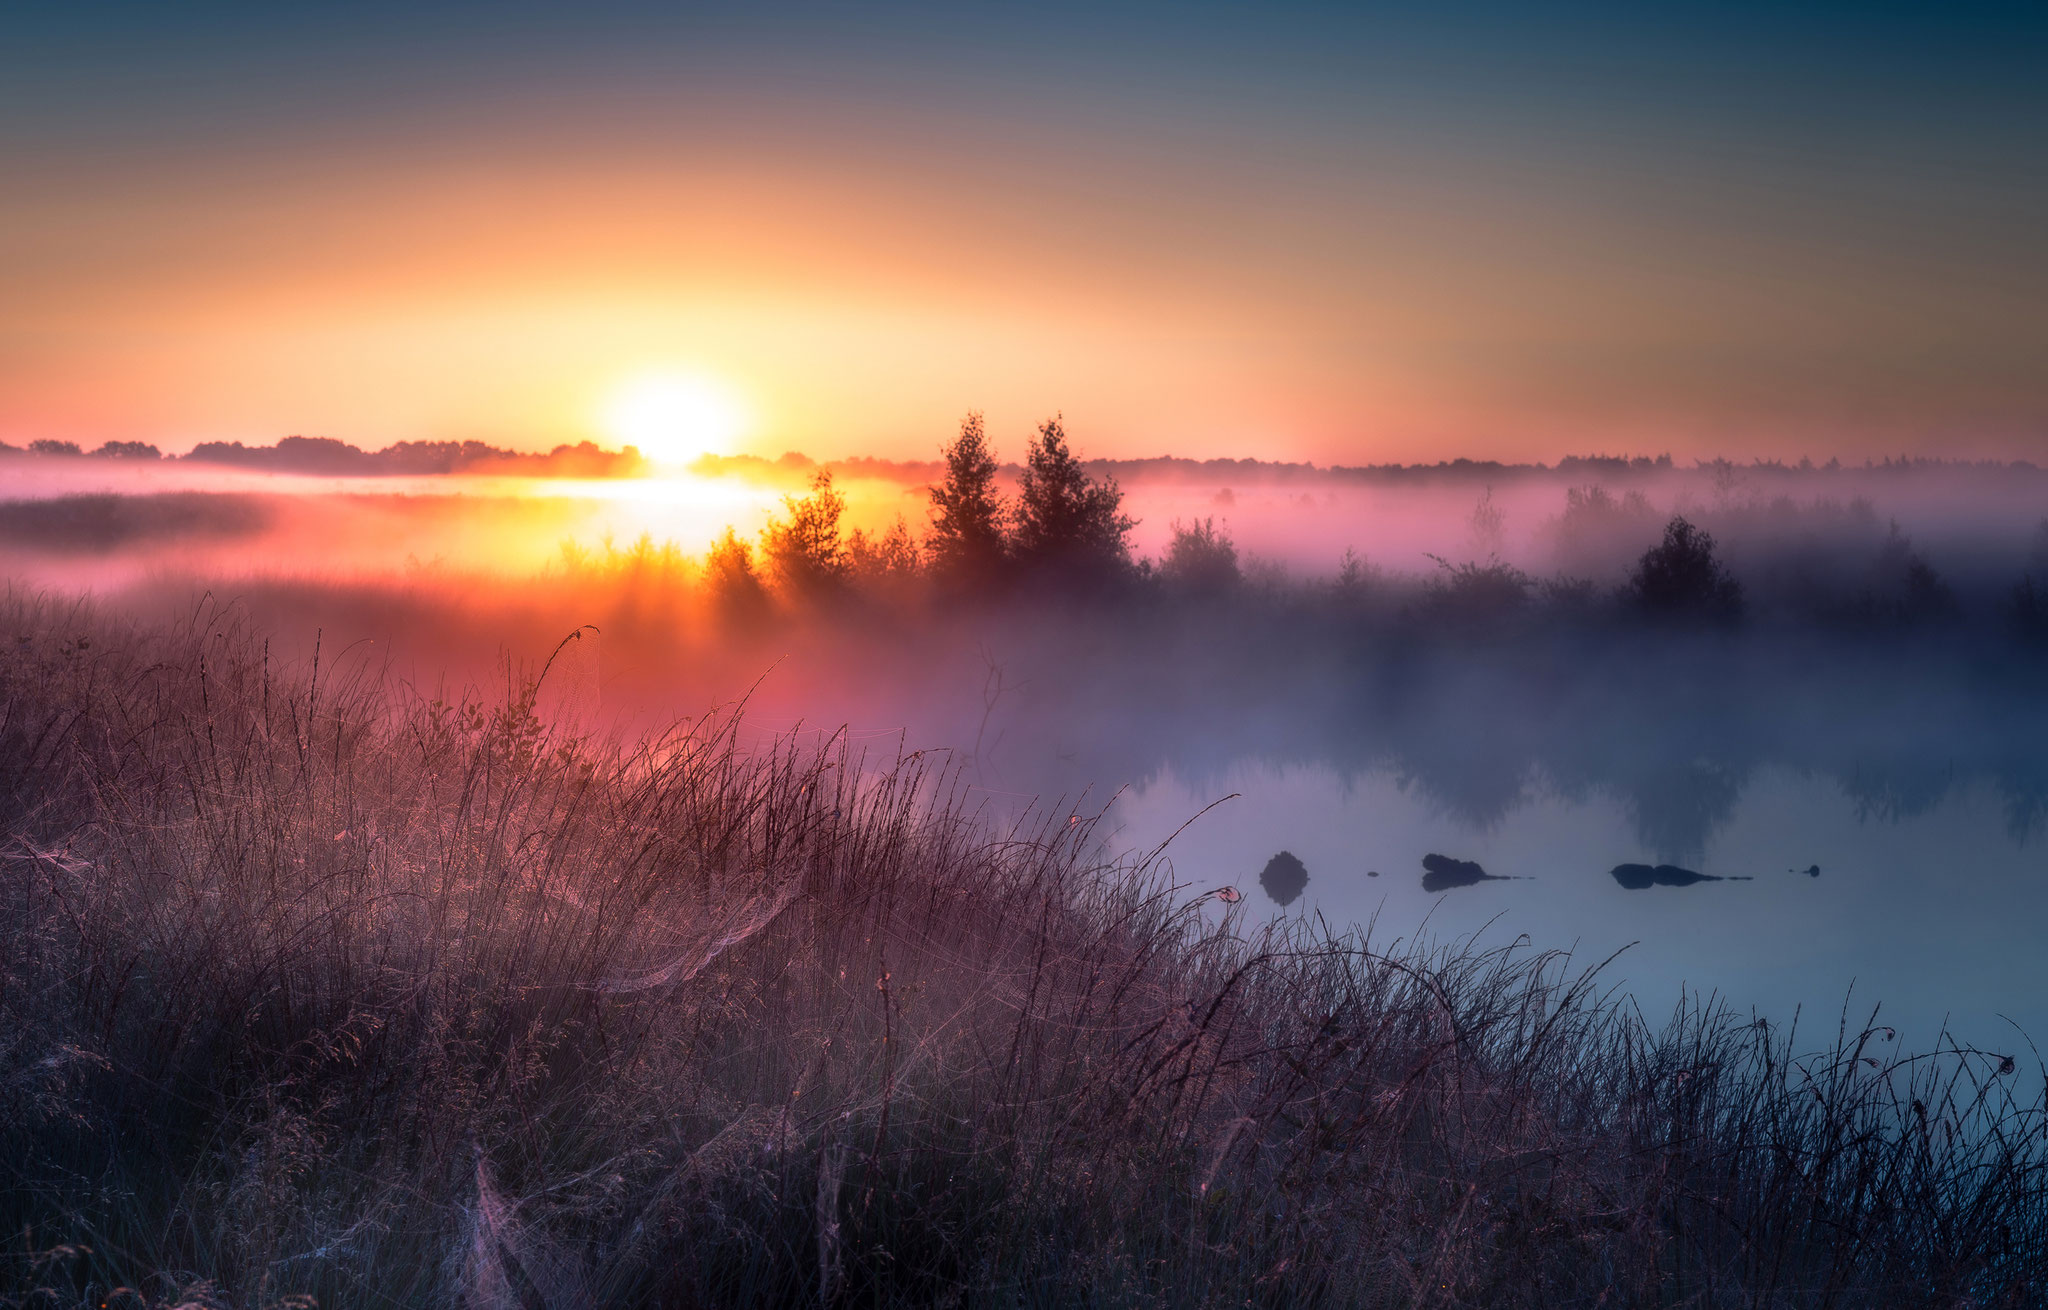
2,597,2043,1309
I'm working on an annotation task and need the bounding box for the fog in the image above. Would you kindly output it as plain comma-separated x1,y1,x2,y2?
6,449,2047,1044
6,451,2046,798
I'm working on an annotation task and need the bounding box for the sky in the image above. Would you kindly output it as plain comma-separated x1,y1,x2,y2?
4,2,2046,466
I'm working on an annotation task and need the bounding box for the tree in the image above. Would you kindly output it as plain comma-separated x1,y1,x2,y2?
760,470,849,597
1624,517,1743,624
925,412,1009,585
848,515,922,593
702,527,770,624
1012,415,1133,584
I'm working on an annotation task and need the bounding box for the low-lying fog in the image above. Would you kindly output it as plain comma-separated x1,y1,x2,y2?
6,450,2047,1052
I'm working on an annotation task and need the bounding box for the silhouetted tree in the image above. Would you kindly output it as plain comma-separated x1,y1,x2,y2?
760,471,848,597
848,515,922,594
1158,517,1239,594
1871,522,1959,626
2015,519,2048,644
1624,517,1743,624
1467,486,1505,556
1546,483,1656,578
90,440,161,460
1013,415,1133,585
1331,547,1377,603
703,526,770,624
925,412,1009,585
2012,577,2048,643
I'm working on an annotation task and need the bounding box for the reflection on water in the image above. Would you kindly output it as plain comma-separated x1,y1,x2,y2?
1257,851,1309,906
1420,853,1515,892
1106,757,2046,1054
1608,862,1748,889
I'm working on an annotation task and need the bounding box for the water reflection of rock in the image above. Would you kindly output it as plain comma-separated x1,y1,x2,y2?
1259,851,1310,907
1421,853,1510,893
1610,862,1751,890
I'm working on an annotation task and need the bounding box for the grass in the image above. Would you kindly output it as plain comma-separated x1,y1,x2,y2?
2,595,2044,1308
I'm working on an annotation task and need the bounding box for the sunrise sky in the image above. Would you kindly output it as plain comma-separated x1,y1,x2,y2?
4,2,2045,466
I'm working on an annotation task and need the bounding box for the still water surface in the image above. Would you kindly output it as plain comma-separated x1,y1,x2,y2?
1103,759,2045,1055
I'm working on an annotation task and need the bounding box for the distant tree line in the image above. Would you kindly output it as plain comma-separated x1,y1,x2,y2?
0,435,646,477
675,415,2048,647
721,412,1765,621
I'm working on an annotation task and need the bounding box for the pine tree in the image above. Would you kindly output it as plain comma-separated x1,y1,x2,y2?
1013,415,1133,584
760,471,849,597
925,412,1009,585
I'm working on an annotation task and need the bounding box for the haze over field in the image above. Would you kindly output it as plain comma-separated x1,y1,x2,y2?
6,4,2048,1307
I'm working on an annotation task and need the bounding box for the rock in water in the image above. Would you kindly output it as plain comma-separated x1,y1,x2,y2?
1611,862,1721,889
1259,851,1310,907
1422,853,1497,892
1612,863,1657,889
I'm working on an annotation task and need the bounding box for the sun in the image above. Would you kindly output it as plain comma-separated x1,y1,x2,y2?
602,373,747,467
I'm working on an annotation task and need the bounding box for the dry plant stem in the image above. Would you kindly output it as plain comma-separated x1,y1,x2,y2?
0,596,2043,1309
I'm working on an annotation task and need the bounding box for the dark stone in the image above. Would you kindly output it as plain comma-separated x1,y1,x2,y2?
1259,851,1310,906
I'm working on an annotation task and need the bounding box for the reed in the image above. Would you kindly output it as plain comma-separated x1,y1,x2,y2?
2,596,2041,1308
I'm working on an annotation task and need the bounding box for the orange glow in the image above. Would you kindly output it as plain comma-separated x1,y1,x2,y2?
603,373,748,467
2,109,2042,465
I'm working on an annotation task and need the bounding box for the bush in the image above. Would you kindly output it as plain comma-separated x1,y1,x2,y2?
1624,516,1744,625
1158,516,1239,594
1419,554,1534,630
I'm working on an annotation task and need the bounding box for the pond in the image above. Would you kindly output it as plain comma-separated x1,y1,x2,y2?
1105,755,2047,1056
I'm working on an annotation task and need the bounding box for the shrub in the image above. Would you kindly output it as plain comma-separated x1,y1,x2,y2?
1419,554,1534,629
1158,516,1239,594
1624,516,1744,625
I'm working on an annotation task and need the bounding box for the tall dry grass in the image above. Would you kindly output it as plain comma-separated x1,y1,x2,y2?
2,594,2043,1308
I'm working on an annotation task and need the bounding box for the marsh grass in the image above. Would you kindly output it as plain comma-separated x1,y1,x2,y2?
2,597,2043,1308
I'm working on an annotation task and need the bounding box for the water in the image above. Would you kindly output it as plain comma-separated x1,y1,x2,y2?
1105,757,2048,1055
